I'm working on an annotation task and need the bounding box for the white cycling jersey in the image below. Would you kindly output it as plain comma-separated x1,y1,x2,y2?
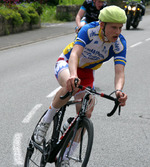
55,21,127,79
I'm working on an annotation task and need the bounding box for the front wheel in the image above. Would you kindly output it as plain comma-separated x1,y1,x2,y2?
56,117,94,167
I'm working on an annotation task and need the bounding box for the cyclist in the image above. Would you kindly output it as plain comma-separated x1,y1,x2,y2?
34,5,128,166
75,0,107,33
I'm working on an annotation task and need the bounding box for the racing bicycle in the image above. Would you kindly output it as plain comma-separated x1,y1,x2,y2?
24,81,121,167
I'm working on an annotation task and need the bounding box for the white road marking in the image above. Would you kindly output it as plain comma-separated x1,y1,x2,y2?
47,86,61,98
130,42,142,48
13,133,23,165
145,38,150,41
22,104,42,123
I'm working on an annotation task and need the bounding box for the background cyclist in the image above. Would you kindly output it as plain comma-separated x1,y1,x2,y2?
34,5,128,167
75,0,107,33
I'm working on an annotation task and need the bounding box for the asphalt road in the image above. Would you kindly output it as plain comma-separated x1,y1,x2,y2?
0,15,150,167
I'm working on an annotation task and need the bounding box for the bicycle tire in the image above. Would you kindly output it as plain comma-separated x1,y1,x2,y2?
56,117,94,167
24,110,54,167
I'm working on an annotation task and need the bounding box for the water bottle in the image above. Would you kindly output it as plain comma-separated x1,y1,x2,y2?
61,117,74,134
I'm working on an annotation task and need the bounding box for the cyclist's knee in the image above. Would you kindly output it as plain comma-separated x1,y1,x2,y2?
57,68,70,87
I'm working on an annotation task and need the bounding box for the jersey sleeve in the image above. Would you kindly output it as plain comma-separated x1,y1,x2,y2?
74,25,91,47
80,1,87,11
80,5,86,11
113,35,127,66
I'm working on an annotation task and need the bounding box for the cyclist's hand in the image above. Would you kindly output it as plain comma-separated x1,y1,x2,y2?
116,91,127,106
67,77,81,92
75,26,81,33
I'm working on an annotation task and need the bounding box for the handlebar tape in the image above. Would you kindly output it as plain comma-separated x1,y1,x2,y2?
107,101,120,117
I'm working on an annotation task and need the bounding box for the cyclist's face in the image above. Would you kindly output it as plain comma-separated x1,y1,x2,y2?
102,22,123,42
93,0,104,10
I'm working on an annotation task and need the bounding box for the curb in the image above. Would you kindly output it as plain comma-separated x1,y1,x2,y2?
0,31,74,51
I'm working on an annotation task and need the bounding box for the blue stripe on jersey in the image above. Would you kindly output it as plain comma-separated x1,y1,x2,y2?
80,5,86,11
113,34,127,66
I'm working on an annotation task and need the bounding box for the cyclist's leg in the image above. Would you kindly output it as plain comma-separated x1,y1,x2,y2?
43,69,70,124
44,65,79,123
46,57,80,117
34,60,79,144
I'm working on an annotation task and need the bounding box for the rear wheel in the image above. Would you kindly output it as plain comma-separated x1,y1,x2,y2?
56,117,94,167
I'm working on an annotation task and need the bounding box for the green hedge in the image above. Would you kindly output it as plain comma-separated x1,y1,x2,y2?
0,5,23,26
59,0,84,5
0,3,40,26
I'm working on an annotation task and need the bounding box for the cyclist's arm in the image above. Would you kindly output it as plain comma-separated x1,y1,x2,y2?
67,44,84,91
115,64,125,91
114,64,127,106
76,8,86,28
